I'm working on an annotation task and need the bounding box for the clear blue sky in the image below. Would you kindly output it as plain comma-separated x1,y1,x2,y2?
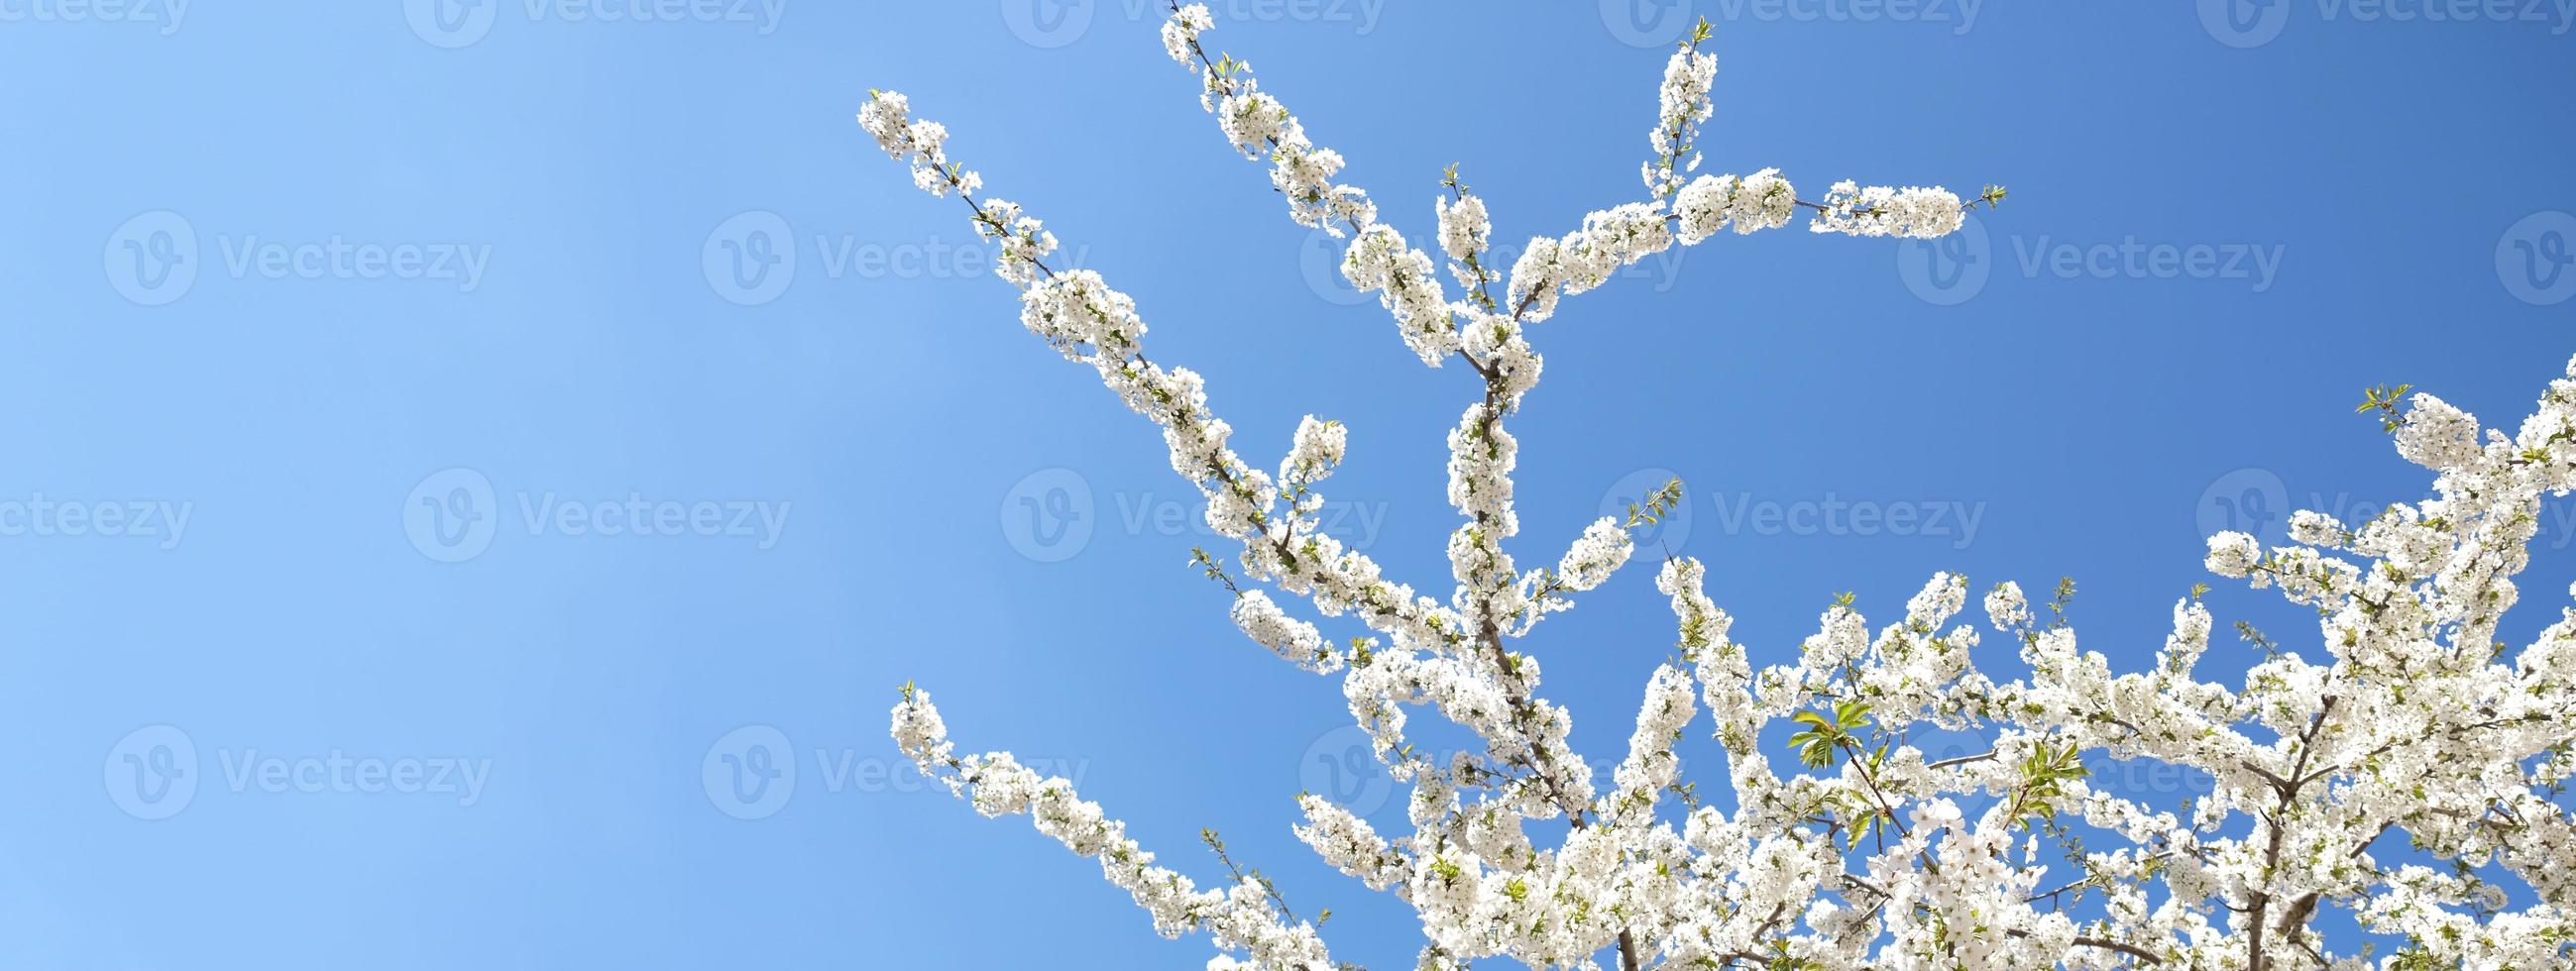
3,1,2572,967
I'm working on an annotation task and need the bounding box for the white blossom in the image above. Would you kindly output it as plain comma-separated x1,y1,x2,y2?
2394,391,2484,471
862,14,2576,971
2204,530,2264,578
1809,179,1966,239
1551,517,1633,593
1230,590,1341,674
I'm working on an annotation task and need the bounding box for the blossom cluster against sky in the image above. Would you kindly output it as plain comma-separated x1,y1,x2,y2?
4,1,2573,967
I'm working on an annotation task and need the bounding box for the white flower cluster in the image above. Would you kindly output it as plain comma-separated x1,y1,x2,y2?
1017,270,1141,361
1444,403,1516,537
1607,663,1695,824
1512,162,1814,326
1678,167,1799,244
857,90,973,197
1213,84,1376,233
1341,224,1455,365
1982,579,2032,630
1292,794,1405,891
1159,2,1211,66
1556,202,1676,297
1657,49,1717,141
824,9,2484,970
1808,179,1966,239
1434,191,1489,273
891,690,1335,967
1642,47,1717,199
1503,201,1682,324
2394,390,2484,471
1229,590,1340,674
857,87,1491,724
1669,172,1738,244
2202,529,2264,578
1279,415,1344,490
1449,324,1526,408
1550,517,1633,593
1167,3,1472,377
1501,238,1566,323
972,198,1057,285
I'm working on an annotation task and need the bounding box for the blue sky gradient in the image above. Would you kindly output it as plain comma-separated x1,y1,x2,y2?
3,0,2573,966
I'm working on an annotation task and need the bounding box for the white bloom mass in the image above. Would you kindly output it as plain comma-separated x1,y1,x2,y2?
1810,179,1967,239
859,9,2569,971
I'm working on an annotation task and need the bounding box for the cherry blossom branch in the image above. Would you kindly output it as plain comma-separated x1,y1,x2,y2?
863,6,2576,967
891,687,1338,967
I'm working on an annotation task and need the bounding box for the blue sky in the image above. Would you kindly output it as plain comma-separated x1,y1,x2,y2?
3,0,2573,967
